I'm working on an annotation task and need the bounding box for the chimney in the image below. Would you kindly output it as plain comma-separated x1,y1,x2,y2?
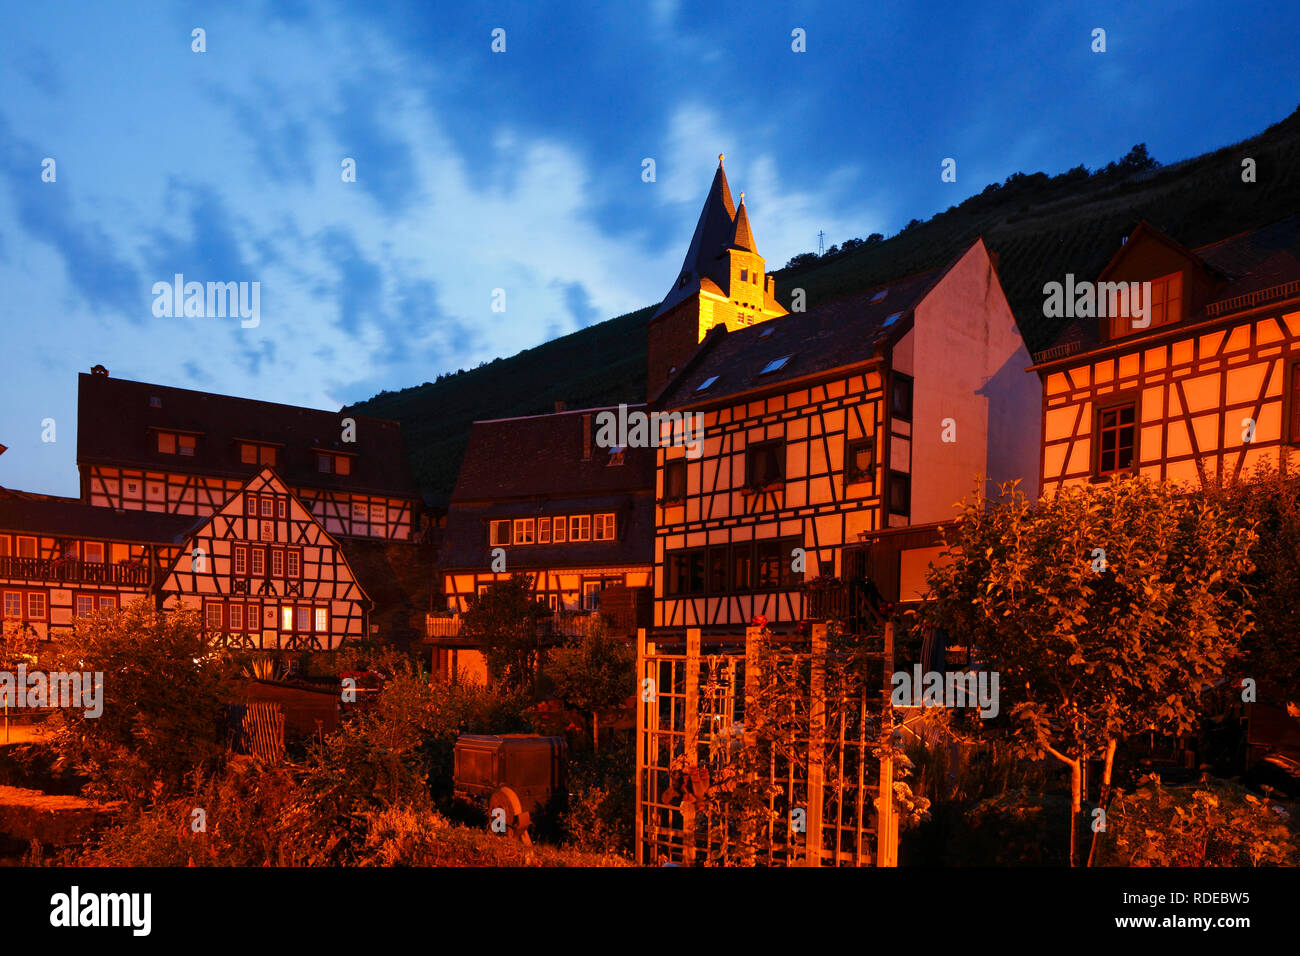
90,364,109,377
554,400,567,413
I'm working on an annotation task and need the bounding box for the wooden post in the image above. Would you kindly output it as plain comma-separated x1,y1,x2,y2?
682,627,700,865
634,627,646,866
805,622,827,867
876,621,898,867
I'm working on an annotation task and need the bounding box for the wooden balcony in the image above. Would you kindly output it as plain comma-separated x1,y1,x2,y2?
426,614,462,638
0,555,150,587
802,578,887,634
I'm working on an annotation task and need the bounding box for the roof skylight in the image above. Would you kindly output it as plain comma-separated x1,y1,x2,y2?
883,312,903,327
696,375,719,392
759,355,792,375
871,289,888,303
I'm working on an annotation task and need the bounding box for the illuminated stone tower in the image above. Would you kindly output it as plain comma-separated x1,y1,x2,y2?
647,155,788,396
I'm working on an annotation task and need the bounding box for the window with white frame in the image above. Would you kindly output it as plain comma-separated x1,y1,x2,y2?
593,514,616,541
513,518,535,545
570,515,591,541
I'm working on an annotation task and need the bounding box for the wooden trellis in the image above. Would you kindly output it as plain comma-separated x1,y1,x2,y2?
635,623,896,866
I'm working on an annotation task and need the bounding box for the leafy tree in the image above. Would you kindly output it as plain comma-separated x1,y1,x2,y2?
920,478,1255,865
47,599,237,805
460,574,553,692
546,629,634,754
1207,466,1300,702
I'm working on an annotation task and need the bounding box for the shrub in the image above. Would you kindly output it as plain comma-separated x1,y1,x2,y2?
46,600,237,806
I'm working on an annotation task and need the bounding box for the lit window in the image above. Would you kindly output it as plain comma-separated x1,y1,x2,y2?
759,355,791,375
696,376,719,392
205,602,224,630
846,438,875,483
513,519,535,545
281,606,293,631
314,607,328,632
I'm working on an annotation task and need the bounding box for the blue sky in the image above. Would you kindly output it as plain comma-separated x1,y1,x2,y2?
1,0,1298,497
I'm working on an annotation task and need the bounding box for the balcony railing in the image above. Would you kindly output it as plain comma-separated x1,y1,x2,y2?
802,578,887,634
0,556,150,587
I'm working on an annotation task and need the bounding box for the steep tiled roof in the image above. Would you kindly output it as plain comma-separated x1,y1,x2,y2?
77,373,419,499
0,489,199,543
1034,213,1300,364
450,407,655,502
657,265,947,409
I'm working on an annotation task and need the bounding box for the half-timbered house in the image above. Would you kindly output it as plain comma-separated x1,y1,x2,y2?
0,489,189,642
1030,215,1300,494
434,405,655,679
158,467,369,651
650,237,1041,634
77,368,420,541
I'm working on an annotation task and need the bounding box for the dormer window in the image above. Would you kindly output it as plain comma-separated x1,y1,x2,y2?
1108,272,1183,339
239,442,277,467
157,431,196,456
317,452,352,475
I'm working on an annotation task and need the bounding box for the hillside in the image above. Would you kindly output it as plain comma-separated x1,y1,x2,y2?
348,106,1300,506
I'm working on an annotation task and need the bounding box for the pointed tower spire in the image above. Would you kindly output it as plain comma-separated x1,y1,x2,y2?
730,192,756,252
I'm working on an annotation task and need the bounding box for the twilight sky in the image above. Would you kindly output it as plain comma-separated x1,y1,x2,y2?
1,0,1298,497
